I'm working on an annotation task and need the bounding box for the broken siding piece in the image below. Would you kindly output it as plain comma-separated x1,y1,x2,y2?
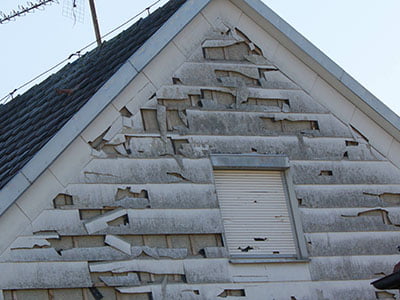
147,183,218,209
301,207,400,233
189,135,380,161
90,258,230,281
104,235,188,258
0,262,91,289
9,248,61,261
291,161,400,185
126,137,175,158
260,71,299,90
103,116,134,142
157,247,188,259
295,184,400,208
105,234,131,255
130,246,188,259
90,259,185,274
306,232,400,256
309,255,400,281
202,39,244,49
50,208,222,236
32,209,85,235
65,183,217,209
341,207,400,225
60,246,129,261
81,158,213,184
10,233,59,249
184,259,232,283
125,209,223,234
246,88,328,113
202,247,229,258
186,110,350,137
84,208,127,234
174,62,265,86
99,273,140,287
6,246,130,262
116,284,222,299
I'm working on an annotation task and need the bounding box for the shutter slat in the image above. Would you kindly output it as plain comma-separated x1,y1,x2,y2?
214,170,297,256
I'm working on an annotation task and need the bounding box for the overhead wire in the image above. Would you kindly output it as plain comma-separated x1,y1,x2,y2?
0,0,164,105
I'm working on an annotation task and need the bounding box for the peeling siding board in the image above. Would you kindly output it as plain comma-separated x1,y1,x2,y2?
188,135,381,161
184,259,231,283
65,183,217,209
229,261,311,282
306,232,400,256
158,85,327,114
90,259,186,274
291,161,400,185
125,209,223,234
0,262,91,289
301,207,400,232
80,158,213,184
32,210,85,235
186,110,351,137
99,273,140,287
32,208,223,235
10,233,59,249
296,184,400,208
309,255,400,281
247,88,328,113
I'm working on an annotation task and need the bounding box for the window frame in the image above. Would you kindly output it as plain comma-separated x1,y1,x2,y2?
210,154,308,263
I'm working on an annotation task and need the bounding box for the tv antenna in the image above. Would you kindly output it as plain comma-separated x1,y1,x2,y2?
0,0,59,24
63,0,102,47
62,0,84,24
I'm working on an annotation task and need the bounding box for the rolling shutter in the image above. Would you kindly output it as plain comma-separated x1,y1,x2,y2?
214,170,297,256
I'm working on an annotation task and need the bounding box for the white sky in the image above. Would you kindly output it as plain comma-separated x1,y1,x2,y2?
1,0,399,115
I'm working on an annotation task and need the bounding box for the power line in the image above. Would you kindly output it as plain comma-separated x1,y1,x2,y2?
0,0,164,105
0,0,59,24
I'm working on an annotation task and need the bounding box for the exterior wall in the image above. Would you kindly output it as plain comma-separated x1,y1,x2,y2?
1,1,400,299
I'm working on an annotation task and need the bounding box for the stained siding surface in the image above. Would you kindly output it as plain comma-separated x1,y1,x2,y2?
1,1,400,299
214,170,297,256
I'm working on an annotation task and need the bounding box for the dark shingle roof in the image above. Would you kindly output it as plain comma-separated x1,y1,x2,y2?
0,0,186,190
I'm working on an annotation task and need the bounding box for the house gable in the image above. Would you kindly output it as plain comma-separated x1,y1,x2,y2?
1,0,400,299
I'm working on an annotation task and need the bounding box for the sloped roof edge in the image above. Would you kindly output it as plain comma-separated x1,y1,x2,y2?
0,0,211,216
1,0,399,217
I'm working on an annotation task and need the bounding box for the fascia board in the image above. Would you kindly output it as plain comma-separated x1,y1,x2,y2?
233,0,400,140
0,0,211,217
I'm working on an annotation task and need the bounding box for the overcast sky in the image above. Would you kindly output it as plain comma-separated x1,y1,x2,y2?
1,0,399,115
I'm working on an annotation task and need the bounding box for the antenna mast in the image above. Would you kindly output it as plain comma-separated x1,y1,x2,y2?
88,0,101,47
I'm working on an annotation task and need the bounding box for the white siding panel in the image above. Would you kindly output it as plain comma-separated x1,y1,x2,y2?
214,170,297,256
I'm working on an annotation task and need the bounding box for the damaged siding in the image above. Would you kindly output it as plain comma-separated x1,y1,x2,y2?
1,6,399,300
